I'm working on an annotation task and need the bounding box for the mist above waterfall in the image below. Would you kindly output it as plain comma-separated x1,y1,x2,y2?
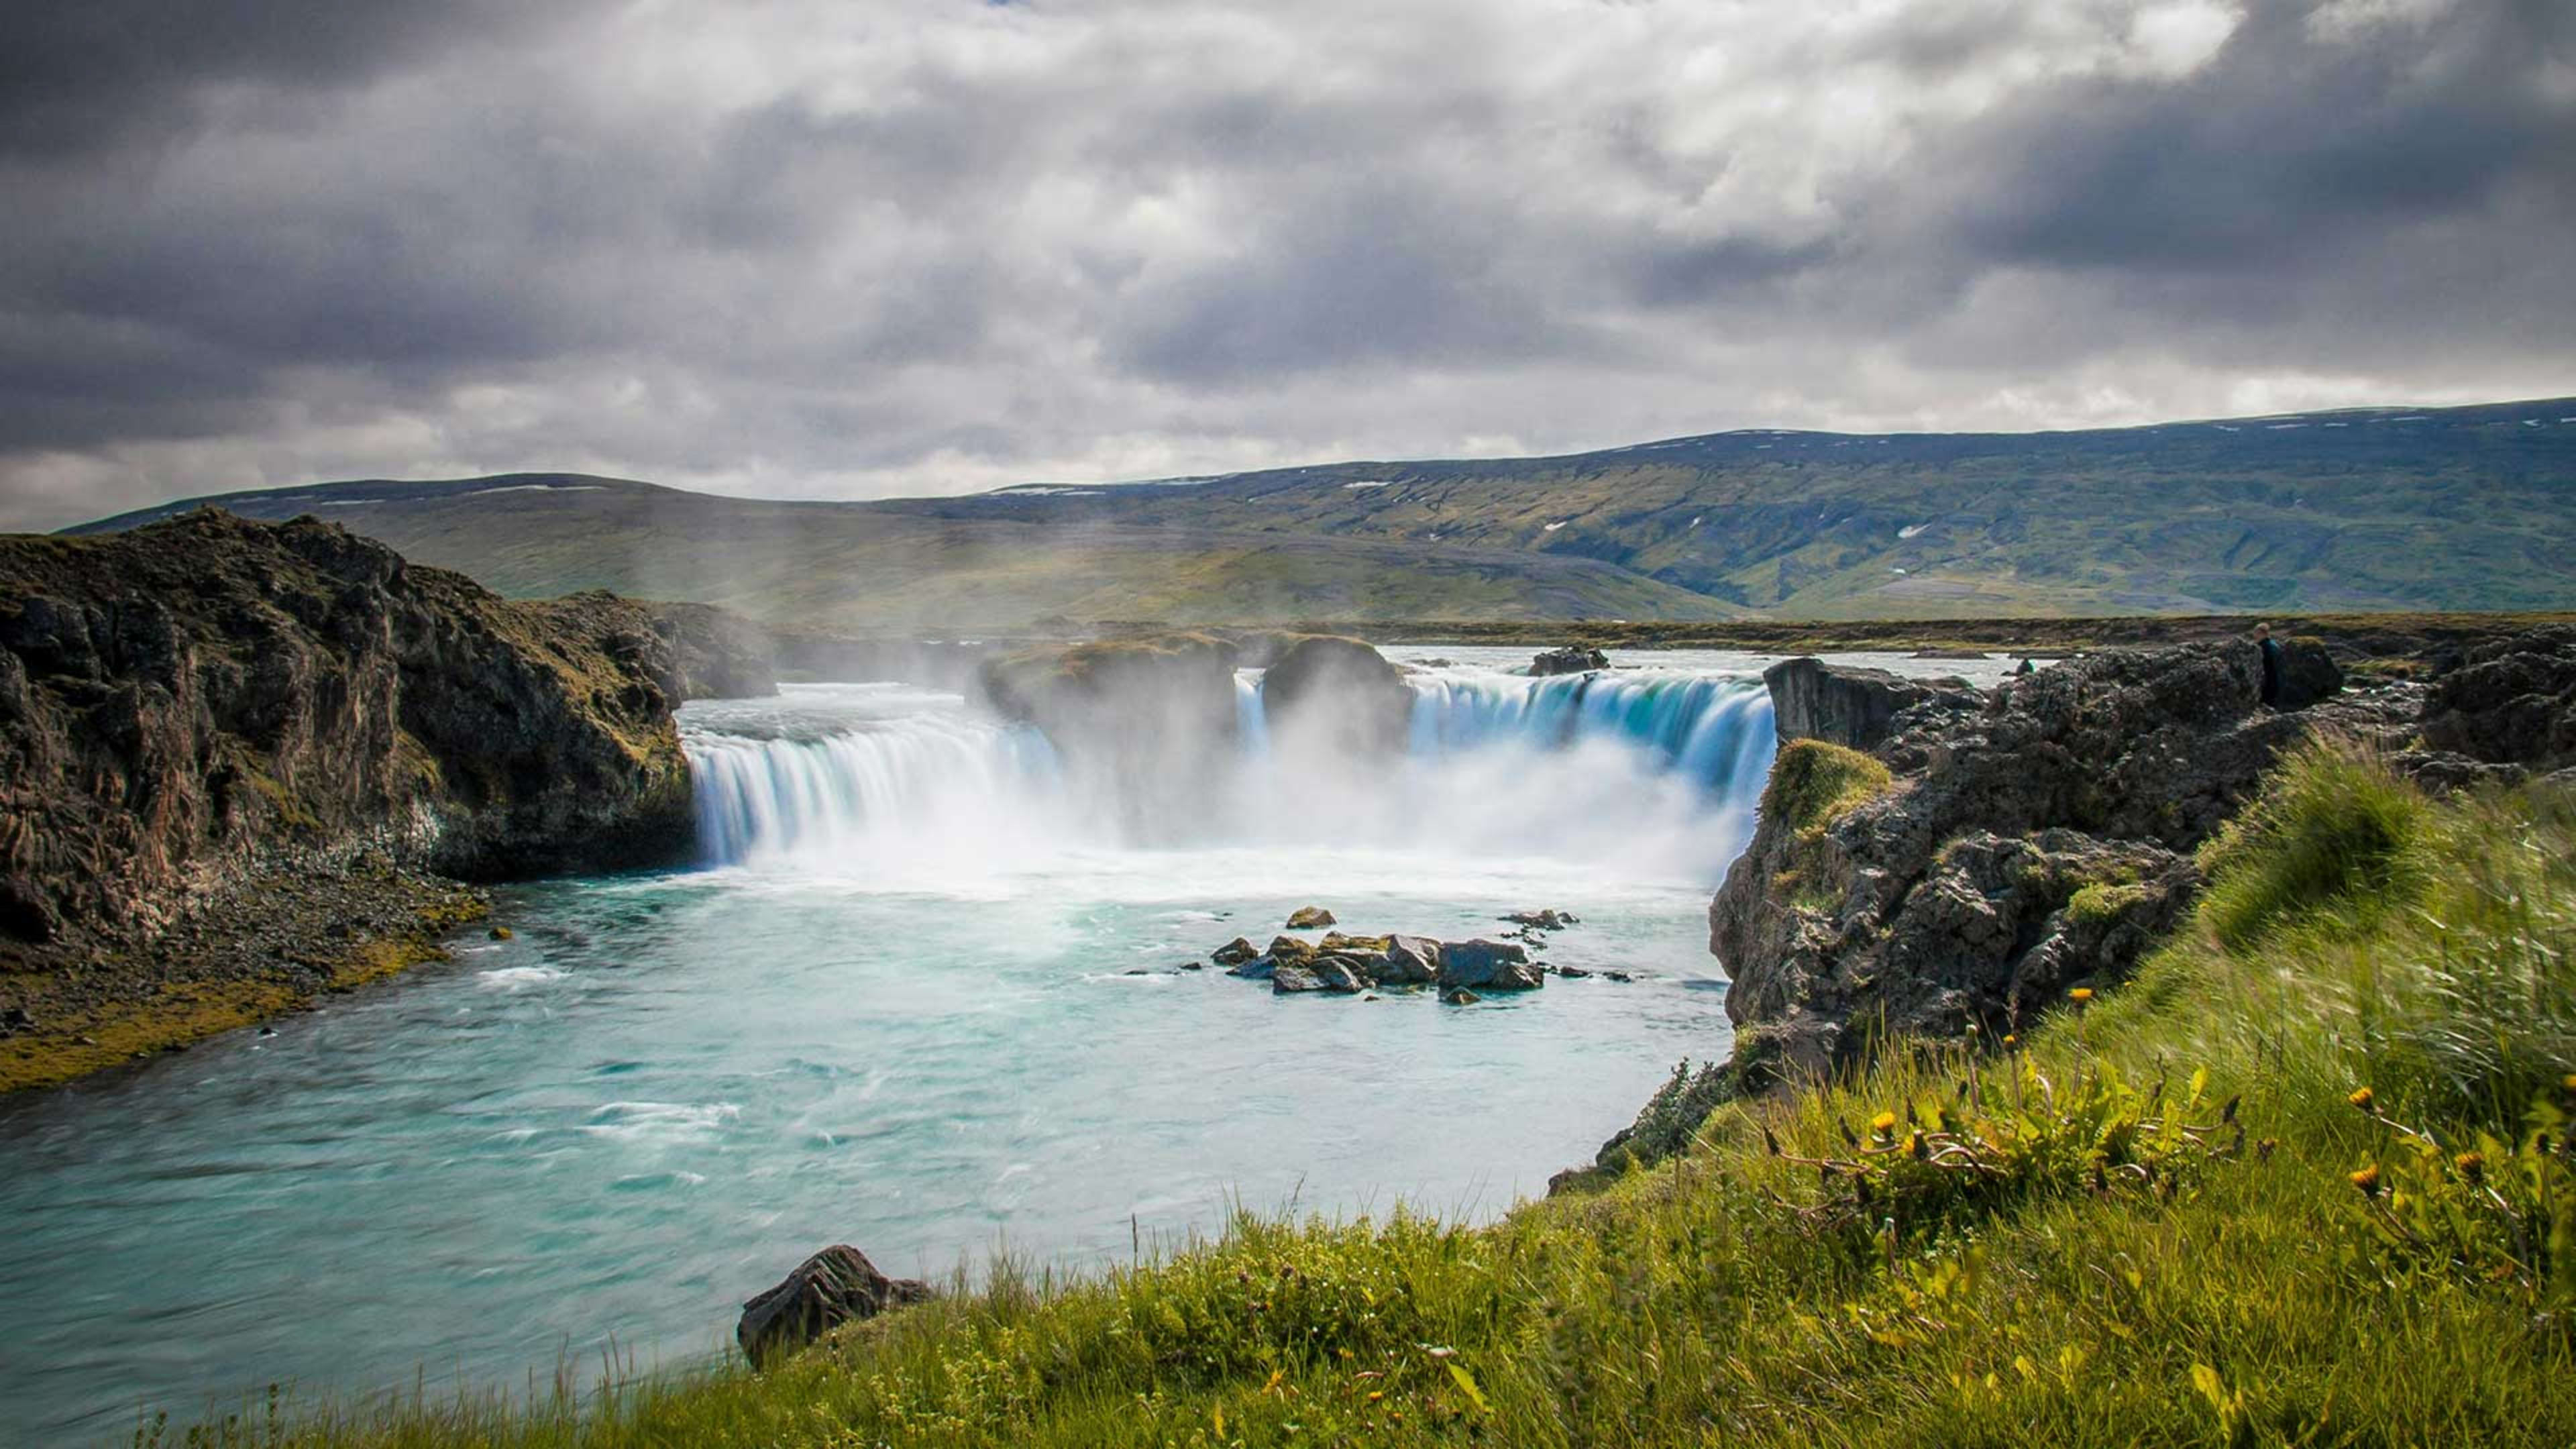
682,650,1779,892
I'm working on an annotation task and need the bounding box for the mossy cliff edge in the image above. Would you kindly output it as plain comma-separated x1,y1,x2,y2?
0,508,773,1092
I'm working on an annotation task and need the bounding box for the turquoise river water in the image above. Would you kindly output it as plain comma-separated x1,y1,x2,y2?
0,646,2011,1442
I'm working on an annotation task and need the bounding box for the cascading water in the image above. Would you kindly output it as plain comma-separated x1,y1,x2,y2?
686,686,1061,867
681,657,1778,883
0,645,2024,1440
0,645,2026,1438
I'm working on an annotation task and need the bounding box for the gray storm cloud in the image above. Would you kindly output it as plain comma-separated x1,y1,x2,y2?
1,0,2570,530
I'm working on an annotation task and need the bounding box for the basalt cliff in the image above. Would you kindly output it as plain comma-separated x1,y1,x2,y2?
0,508,773,1090
1582,626,2576,1179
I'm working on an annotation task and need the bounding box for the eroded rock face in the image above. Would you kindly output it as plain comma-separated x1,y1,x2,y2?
1713,643,2392,1089
649,600,780,700
1762,657,1980,753
0,510,708,954
737,1245,930,1370
2421,627,2576,772
1260,636,1414,758
977,633,1240,835
2271,637,2344,711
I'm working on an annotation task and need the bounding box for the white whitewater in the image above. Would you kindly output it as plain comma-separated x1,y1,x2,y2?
684,653,1780,885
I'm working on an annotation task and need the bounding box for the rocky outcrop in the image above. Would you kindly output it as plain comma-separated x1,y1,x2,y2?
977,633,1240,835
1762,657,1980,752
648,600,780,700
0,511,700,951
1260,635,1414,757
737,1245,931,1370
1713,642,2387,1089
2419,626,2576,773
1530,645,1608,676
0,508,740,1089
2269,636,2343,710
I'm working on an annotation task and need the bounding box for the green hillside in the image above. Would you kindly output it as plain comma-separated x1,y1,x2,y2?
158,748,2576,1446
69,398,2576,626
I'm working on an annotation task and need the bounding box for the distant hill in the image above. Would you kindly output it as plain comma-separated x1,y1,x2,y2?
66,398,2576,627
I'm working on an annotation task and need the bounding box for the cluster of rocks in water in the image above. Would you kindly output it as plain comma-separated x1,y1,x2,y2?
1199,906,1621,1004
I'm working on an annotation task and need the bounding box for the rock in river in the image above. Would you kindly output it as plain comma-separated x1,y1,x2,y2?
1437,939,1544,991
1375,934,1442,985
1530,645,1609,676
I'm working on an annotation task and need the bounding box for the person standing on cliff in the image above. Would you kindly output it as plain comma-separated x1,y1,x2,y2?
2253,623,2283,706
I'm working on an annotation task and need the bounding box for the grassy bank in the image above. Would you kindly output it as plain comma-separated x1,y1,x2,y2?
2,879,488,1096
152,749,2573,1448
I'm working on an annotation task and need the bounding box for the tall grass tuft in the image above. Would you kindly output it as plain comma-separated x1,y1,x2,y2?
2198,739,2432,949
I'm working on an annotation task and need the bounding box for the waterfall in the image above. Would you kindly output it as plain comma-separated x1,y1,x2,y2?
684,689,1061,867
682,667,1776,877
1401,673,1774,792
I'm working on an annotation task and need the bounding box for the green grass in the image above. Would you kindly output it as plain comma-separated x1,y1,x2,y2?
144,751,2576,1448
1764,740,1895,835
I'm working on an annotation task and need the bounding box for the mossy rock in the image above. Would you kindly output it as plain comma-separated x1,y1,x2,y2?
1762,739,1894,835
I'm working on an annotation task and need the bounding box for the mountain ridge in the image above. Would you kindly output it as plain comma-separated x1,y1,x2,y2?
62,396,2576,627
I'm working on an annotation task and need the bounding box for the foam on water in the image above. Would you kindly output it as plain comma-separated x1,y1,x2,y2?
685,659,1780,885
0,645,2018,1436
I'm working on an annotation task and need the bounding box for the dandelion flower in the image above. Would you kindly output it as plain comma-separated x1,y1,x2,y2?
2349,1164,2382,1197
2347,1086,2376,1114
2068,987,2094,1003
2455,1152,2485,1184
1871,1110,1899,1136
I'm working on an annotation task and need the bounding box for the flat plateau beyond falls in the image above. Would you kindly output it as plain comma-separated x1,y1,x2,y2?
0,646,2007,1438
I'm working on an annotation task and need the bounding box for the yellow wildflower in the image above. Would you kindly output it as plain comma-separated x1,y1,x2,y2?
2349,1164,2382,1197
2068,987,2094,1003
2455,1152,2485,1184
2347,1086,2376,1114
1871,1110,1899,1136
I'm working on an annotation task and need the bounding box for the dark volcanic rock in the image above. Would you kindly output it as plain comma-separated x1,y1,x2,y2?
1530,645,1609,676
648,600,780,700
0,511,697,955
2420,627,2576,771
2270,637,2343,711
1260,636,1415,757
738,1245,930,1370
1762,656,1980,752
1374,935,1441,985
1713,642,2394,1089
1279,957,1368,994
1437,938,1543,991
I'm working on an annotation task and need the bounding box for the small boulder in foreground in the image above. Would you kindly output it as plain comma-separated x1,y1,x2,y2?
738,1245,931,1370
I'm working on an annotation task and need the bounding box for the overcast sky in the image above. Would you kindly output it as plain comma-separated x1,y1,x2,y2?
1,0,2570,530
